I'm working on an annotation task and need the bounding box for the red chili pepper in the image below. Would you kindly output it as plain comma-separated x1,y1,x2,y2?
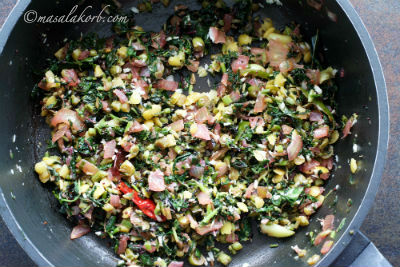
118,181,134,195
118,182,165,221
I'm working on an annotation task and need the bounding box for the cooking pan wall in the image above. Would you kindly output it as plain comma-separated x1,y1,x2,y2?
0,0,381,266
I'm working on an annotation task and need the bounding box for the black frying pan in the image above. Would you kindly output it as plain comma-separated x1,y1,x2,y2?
0,0,389,266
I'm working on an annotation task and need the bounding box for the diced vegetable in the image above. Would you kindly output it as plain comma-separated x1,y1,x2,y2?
217,252,232,266
350,158,358,173
260,223,295,238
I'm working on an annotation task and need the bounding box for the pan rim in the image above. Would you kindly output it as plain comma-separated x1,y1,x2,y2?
316,0,389,266
0,1,55,265
0,0,389,266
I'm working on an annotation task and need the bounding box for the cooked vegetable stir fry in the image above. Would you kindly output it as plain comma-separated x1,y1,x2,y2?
33,1,352,266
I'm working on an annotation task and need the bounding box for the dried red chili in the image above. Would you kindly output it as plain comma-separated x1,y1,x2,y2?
118,182,165,221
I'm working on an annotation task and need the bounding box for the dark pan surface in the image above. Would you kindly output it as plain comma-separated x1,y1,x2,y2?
0,0,388,266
